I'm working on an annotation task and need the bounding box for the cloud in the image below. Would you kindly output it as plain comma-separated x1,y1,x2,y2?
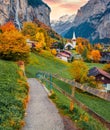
43,0,88,20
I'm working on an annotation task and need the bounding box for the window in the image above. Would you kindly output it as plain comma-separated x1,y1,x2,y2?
101,77,105,80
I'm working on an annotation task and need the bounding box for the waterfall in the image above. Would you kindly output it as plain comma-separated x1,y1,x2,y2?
15,0,21,30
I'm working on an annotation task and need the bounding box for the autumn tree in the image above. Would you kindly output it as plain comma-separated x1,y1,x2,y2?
35,42,42,52
94,43,102,50
90,50,101,62
36,31,46,49
82,47,88,61
76,42,84,54
70,60,88,83
0,30,30,61
51,49,57,56
0,22,17,33
22,22,37,40
103,64,110,73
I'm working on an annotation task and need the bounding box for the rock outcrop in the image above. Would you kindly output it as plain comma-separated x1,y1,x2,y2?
65,0,110,43
0,0,51,28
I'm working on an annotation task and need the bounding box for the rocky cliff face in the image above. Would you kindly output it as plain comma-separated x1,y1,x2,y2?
51,14,75,36
65,0,110,43
0,0,51,28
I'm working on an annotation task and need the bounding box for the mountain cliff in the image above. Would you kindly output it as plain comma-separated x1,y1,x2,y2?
51,14,75,36
0,0,51,28
65,0,110,44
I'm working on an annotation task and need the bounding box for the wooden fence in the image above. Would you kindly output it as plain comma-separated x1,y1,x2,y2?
53,74,110,101
37,71,110,101
42,78,110,130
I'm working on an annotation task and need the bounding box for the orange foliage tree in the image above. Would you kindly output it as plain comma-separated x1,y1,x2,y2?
0,30,30,61
76,42,84,54
0,22,17,32
90,50,101,62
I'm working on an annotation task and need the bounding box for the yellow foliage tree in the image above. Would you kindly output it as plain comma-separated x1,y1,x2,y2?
36,31,46,48
103,64,110,73
70,60,88,83
35,42,42,52
51,49,57,56
22,22,37,40
0,30,30,61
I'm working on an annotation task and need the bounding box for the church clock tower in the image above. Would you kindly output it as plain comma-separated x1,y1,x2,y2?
72,32,76,48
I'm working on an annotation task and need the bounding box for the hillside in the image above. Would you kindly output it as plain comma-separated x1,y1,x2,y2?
26,51,71,79
0,60,28,130
26,51,104,79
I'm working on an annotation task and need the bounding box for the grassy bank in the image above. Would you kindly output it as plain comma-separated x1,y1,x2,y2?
26,51,71,79
0,60,29,130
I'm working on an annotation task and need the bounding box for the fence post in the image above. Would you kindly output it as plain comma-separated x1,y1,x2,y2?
70,86,75,111
50,74,53,92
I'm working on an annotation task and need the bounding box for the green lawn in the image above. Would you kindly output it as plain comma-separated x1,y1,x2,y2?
0,60,28,130
26,51,71,79
86,62,104,69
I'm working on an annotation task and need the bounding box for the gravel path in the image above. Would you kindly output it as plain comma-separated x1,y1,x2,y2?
22,78,64,130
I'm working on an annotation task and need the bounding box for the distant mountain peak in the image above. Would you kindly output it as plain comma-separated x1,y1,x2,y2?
51,14,75,36
64,0,110,44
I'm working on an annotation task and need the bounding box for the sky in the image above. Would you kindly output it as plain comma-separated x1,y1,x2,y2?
43,0,88,20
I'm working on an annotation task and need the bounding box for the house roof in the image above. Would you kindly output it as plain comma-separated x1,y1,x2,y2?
58,52,70,58
88,67,110,79
65,43,73,48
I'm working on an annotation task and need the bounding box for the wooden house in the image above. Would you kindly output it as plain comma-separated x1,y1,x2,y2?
88,67,110,91
100,52,110,63
57,50,73,62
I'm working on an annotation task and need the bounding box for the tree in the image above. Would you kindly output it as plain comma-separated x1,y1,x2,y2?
82,47,88,61
70,60,88,83
0,22,17,33
22,22,37,40
103,64,110,73
36,31,46,48
51,49,57,56
0,30,30,61
76,43,84,54
90,50,101,62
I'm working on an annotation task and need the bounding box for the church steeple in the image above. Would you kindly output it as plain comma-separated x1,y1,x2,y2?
72,32,76,48
72,32,76,40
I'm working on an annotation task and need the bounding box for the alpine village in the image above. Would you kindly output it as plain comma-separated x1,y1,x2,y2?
0,0,110,130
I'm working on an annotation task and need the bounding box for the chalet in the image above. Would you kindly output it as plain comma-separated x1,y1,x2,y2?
100,52,110,63
88,67,110,91
57,50,73,62
102,44,110,52
26,39,36,48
